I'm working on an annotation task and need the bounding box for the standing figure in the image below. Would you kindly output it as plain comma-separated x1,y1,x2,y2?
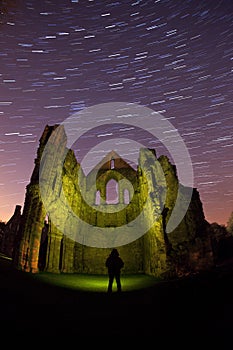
105,248,124,293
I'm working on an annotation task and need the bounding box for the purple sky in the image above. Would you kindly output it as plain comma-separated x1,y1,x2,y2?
0,0,232,226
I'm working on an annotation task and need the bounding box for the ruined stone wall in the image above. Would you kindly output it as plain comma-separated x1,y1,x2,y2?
138,148,171,278
0,205,21,258
13,124,65,273
61,148,145,274
12,124,215,278
157,155,214,275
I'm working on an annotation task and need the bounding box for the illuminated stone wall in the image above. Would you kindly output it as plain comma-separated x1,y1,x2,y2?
12,124,215,278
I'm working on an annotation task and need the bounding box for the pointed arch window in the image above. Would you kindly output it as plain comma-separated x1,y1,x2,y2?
44,213,49,224
124,189,130,204
95,190,101,205
106,179,118,204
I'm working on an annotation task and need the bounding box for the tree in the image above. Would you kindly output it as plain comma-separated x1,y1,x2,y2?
226,211,233,235
210,222,227,238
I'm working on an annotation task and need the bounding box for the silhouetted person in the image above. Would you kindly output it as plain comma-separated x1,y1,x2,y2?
105,248,124,293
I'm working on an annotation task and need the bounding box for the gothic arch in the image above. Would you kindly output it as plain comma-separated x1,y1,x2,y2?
106,178,119,204
38,216,49,271
124,188,130,204
95,190,101,205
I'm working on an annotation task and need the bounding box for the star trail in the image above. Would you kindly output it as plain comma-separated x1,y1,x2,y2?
0,0,232,226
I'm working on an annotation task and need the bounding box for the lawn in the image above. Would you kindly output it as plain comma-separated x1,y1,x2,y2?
32,271,161,293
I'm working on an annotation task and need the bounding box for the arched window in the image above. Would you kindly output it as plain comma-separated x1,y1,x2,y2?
106,179,118,204
38,215,49,271
44,213,49,224
110,158,114,169
124,189,130,204
95,190,100,205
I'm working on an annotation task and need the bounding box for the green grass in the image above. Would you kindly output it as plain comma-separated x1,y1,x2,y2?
0,253,161,294
32,272,161,293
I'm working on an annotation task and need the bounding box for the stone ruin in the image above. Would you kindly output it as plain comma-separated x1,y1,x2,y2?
0,205,21,259
0,124,220,279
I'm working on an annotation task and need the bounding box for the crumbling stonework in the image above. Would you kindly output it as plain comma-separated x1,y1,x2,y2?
0,205,21,258
11,124,216,278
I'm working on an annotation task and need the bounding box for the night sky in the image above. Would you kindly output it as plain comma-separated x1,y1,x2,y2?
0,0,232,226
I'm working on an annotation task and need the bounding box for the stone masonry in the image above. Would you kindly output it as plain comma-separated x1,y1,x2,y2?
12,124,215,279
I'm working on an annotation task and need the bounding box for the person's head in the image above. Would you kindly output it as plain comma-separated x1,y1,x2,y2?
111,248,119,256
